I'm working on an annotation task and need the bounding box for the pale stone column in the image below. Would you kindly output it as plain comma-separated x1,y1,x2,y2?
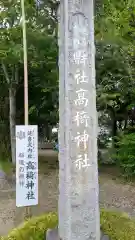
58,2,67,239
47,0,100,239
58,0,100,239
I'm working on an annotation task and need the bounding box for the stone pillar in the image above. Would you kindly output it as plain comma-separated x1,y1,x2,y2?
58,0,100,239
47,0,101,239
58,1,67,239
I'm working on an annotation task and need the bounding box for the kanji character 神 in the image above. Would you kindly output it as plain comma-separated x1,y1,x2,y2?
74,130,89,149
26,180,35,190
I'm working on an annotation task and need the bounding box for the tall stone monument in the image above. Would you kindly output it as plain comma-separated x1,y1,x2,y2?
58,0,100,239
47,0,101,239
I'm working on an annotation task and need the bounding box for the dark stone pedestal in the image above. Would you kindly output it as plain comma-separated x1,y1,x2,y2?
46,228,110,240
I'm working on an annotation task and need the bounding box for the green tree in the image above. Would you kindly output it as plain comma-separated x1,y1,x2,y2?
96,42,135,138
95,0,135,139
0,0,58,162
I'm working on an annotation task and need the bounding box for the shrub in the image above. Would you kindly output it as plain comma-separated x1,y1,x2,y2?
1,212,57,240
115,133,135,178
101,209,135,239
1,210,135,240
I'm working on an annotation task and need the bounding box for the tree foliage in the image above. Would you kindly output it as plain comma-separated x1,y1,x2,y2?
95,0,135,172
1,0,135,169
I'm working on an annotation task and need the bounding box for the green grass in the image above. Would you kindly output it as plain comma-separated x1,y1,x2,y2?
2,210,135,240
0,160,14,174
1,212,58,240
101,209,135,239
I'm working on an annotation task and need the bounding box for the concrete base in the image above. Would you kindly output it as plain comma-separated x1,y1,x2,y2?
46,228,110,240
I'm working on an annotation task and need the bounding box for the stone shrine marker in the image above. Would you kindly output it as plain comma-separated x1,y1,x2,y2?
47,0,101,239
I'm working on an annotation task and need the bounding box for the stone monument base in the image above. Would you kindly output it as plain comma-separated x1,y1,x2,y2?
46,227,110,240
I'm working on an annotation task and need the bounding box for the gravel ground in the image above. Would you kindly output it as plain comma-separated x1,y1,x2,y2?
0,150,135,236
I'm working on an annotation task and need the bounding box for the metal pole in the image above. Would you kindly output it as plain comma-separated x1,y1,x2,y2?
21,0,31,219
21,0,28,125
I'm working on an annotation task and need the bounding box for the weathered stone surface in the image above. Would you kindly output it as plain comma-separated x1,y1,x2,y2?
58,0,100,239
46,228,110,240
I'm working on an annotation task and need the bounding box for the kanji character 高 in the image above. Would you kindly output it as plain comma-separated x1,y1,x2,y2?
26,161,36,170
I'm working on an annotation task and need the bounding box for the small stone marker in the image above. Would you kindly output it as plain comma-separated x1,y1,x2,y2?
47,0,110,240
